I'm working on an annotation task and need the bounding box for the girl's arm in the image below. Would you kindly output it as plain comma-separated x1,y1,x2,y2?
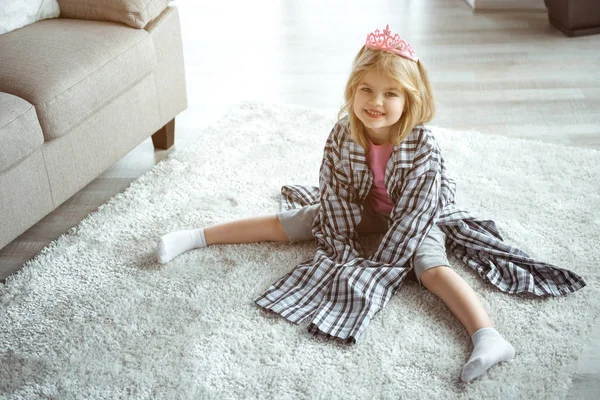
371,135,444,266
373,169,442,264
312,124,366,264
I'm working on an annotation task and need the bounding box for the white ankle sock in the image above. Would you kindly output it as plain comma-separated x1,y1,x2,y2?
156,228,207,264
461,327,515,382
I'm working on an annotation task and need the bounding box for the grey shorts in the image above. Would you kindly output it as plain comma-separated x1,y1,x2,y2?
277,203,449,286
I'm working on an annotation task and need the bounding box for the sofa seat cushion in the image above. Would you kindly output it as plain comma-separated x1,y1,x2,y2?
0,92,44,173
0,18,157,141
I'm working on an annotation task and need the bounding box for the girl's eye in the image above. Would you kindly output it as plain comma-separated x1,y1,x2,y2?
386,92,398,97
361,87,371,93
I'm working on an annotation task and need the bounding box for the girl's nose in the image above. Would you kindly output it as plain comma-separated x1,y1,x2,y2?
372,93,384,106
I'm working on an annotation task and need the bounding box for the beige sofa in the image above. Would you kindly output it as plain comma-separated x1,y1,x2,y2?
0,2,187,250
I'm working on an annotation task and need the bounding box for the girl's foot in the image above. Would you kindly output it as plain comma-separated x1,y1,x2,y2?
461,327,515,382
156,228,206,263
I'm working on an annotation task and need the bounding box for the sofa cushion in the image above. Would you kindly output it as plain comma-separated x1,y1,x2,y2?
57,0,171,29
0,93,45,173
0,18,157,141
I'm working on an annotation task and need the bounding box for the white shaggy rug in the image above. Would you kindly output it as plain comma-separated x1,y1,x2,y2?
1,102,599,399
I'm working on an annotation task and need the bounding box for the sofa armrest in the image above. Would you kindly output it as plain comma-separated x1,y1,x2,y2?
57,0,172,29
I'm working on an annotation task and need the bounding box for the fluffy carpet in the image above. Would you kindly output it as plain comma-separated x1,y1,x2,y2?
1,102,598,399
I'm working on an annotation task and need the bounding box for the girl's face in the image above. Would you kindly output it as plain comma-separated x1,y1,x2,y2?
353,70,406,145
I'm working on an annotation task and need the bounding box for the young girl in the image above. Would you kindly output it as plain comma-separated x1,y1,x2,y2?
156,25,585,382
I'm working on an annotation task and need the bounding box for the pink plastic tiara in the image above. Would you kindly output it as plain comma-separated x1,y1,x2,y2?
365,24,418,62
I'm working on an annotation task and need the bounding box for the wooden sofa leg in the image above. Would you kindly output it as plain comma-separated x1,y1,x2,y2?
152,118,175,150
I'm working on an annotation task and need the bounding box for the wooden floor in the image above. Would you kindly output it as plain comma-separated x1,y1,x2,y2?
1,0,599,397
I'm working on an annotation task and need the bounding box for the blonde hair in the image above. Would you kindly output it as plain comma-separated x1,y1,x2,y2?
338,45,435,150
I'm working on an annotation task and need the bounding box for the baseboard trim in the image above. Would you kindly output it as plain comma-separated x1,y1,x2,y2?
464,0,546,10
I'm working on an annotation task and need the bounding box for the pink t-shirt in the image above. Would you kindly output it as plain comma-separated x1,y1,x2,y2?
367,139,395,215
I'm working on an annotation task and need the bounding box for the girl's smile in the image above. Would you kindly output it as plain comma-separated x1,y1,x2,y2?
364,109,385,118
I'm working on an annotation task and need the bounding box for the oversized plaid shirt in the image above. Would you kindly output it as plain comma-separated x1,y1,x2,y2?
254,121,586,344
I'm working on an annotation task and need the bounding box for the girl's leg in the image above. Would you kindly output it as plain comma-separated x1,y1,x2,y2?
421,266,515,382
420,266,492,336
156,215,289,263
204,215,289,245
